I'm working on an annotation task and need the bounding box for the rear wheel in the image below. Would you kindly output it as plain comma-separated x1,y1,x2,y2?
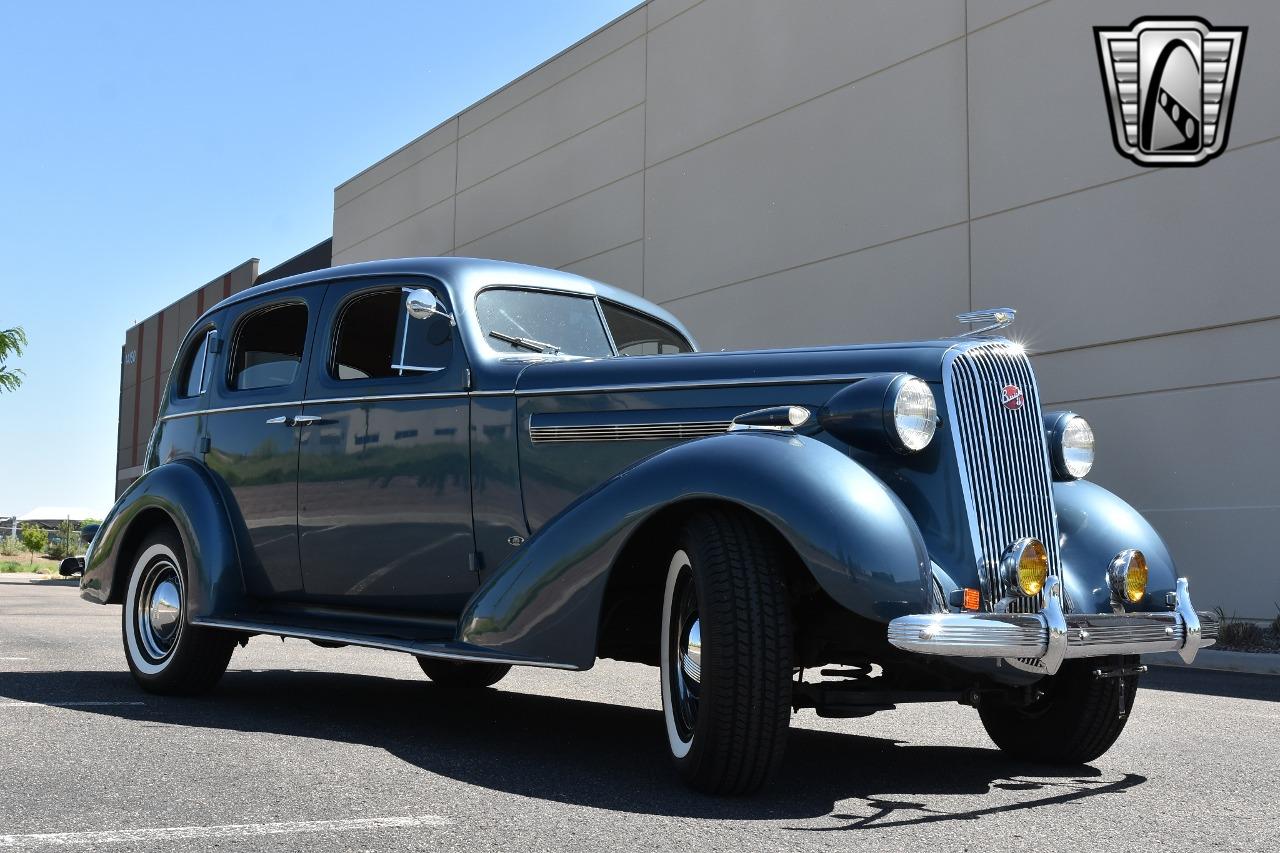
416,657,511,688
660,509,792,795
122,528,235,695
978,658,1139,763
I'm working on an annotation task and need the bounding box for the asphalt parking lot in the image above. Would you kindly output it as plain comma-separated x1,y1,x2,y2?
2,576,1276,852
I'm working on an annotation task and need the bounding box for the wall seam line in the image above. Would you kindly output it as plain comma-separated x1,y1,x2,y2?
657,220,969,306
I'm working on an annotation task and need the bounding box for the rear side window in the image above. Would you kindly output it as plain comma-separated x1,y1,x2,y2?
176,328,216,398
331,287,453,380
228,302,308,391
476,288,612,358
601,302,692,356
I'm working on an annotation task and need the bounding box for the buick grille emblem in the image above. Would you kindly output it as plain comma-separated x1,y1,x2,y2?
1001,385,1025,411
1095,17,1246,167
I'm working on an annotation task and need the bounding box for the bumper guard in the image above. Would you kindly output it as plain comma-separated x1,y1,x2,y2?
887,577,1217,675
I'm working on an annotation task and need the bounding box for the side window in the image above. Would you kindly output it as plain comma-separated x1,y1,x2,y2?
228,302,308,391
176,328,216,398
601,302,693,356
331,287,452,380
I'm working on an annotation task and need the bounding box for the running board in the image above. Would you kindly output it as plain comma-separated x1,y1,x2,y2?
191,617,580,671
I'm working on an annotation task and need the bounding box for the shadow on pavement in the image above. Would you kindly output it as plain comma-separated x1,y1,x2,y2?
0,667,1146,826
1141,665,1279,703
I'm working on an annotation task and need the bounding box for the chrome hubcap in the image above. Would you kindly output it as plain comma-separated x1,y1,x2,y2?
667,567,700,741
135,560,183,661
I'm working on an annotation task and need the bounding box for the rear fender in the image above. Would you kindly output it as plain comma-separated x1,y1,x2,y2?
459,431,930,669
81,460,246,619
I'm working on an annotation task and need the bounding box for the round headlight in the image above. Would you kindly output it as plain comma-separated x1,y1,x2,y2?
1108,549,1148,604
892,377,937,452
1046,411,1094,480
1001,537,1049,597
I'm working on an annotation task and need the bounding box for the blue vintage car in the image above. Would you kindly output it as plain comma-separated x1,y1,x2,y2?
83,258,1216,794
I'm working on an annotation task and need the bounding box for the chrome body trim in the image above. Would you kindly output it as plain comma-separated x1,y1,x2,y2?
887,576,1217,674
160,390,473,421
530,420,731,444
190,617,579,670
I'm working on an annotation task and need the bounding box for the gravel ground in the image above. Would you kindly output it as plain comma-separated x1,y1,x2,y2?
2,576,1277,852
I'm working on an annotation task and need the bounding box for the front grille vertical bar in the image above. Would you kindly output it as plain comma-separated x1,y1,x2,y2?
943,342,1063,614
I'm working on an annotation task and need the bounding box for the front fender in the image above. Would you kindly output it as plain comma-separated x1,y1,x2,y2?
81,460,245,619
459,431,930,669
1055,479,1179,614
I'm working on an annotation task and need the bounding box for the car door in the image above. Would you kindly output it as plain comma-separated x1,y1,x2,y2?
202,286,325,598
295,278,474,616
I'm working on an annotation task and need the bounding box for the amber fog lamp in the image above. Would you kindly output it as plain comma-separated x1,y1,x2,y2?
1109,549,1149,604
1001,537,1049,597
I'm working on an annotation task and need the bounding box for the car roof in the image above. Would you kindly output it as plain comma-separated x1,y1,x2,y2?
200,256,698,349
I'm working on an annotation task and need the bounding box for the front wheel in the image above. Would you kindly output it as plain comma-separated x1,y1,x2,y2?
122,528,235,695
660,509,793,795
978,658,1139,763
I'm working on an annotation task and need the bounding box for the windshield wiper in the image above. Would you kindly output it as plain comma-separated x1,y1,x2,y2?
489,330,561,354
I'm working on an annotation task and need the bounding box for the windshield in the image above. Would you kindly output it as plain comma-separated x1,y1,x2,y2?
476,288,613,358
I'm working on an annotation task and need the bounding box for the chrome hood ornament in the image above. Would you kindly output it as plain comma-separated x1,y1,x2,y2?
955,307,1016,338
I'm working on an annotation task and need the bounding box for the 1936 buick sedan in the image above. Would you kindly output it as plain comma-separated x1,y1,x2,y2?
83,257,1216,794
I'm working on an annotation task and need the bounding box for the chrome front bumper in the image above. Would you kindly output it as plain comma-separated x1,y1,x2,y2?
887,578,1217,675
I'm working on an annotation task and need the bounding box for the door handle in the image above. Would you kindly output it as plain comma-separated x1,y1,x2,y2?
266,415,321,427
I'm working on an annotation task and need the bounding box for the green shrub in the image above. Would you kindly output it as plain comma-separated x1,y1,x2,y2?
0,535,19,557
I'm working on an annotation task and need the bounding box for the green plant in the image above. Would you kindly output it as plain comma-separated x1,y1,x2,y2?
48,518,79,560
0,326,27,393
0,535,19,557
18,524,47,564
1214,607,1270,650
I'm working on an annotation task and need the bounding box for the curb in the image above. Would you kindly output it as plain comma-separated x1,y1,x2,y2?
1144,648,1280,676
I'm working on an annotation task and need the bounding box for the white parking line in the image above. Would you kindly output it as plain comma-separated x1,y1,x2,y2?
0,816,451,848
0,702,145,709
0,658,29,661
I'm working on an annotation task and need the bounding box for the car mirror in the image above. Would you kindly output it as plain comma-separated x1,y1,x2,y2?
405,288,455,326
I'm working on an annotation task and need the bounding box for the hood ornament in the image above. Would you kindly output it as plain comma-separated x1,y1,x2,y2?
955,307,1016,338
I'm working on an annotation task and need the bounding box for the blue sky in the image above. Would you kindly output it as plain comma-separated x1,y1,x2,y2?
0,0,636,515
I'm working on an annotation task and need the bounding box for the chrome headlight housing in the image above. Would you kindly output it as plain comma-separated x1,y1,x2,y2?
891,376,937,452
1044,411,1094,480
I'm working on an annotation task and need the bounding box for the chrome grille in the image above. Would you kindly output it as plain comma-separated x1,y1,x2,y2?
945,342,1062,613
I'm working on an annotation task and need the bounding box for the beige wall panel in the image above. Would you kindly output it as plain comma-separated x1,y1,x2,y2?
457,39,645,190
455,174,643,271
644,42,969,303
972,139,1280,354
645,0,964,163
455,105,643,247
1070,379,1278,520
335,119,457,209
647,0,700,30
332,198,456,266
176,293,198,340
333,143,457,255
1145,507,1279,620
967,0,1042,31
663,224,970,350
459,9,645,135
561,239,644,295
1034,317,1280,406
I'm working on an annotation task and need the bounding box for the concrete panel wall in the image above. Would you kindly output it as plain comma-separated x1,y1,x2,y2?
329,0,1278,617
